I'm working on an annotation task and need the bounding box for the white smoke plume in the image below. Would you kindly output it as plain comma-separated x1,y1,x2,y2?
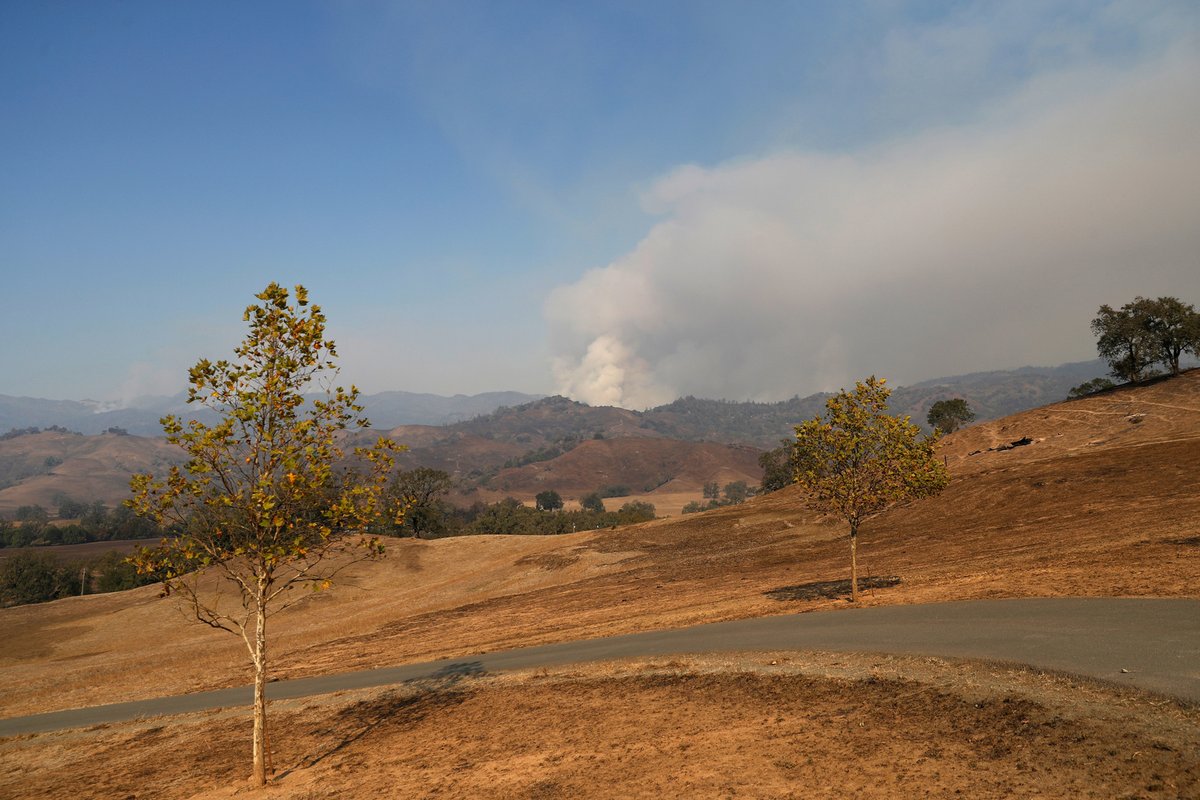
546,44,1200,408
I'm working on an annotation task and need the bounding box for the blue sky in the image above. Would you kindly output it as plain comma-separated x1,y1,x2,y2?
2,2,1198,405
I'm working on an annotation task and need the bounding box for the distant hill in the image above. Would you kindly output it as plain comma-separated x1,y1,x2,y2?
0,390,543,436
889,360,1112,425
393,359,1114,451
0,429,185,516
0,394,198,438
482,437,763,498
363,390,544,427
0,359,1124,516
643,359,1114,448
451,396,656,445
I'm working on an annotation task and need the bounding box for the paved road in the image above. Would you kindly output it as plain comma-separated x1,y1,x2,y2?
3,597,1197,737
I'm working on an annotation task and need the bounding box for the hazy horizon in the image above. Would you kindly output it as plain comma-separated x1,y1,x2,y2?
2,356,1117,411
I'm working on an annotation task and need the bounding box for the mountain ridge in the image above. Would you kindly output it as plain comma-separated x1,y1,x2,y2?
0,359,1122,515
1,359,1112,438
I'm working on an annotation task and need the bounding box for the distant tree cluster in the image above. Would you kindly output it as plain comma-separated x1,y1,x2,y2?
643,394,830,447
0,500,163,548
681,480,753,513
0,551,79,606
377,470,653,537
1067,377,1116,399
0,425,81,440
1091,296,1200,383
502,434,586,468
0,548,157,607
1,428,41,441
477,498,656,534
377,494,656,538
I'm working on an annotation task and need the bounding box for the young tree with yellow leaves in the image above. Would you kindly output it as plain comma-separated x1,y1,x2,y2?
130,283,403,787
792,376,948,603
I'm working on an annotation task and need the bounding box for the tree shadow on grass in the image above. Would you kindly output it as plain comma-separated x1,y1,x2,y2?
764,576,901,601
277,661,486,779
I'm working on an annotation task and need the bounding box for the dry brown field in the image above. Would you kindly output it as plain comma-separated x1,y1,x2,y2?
2,371,1198,798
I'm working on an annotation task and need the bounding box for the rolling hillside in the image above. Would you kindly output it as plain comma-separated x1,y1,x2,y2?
0,359,1166,518
3,369,1197,716
0,430,185,516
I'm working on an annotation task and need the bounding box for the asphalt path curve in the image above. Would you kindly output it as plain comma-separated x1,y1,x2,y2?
3,597,1197,737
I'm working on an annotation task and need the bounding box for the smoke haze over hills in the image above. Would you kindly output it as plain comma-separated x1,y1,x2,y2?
548,38,1200,409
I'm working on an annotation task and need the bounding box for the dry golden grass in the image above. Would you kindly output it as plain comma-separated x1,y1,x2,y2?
2,655,1197,799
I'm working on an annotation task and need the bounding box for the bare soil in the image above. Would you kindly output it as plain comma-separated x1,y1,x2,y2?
2,371,1199,797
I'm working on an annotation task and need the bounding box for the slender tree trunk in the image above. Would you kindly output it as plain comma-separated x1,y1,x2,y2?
849,519,859,603
251,590,268,786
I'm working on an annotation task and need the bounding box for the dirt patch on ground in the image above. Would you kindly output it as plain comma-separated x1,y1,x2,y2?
1,654,1196,799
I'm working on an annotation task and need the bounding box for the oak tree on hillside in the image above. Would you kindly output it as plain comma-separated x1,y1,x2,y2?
129,284,403,787
580,492,606,513
1140,296,1200,376
535,489,564,511
757,440,796,494
387,466,453,538
1092,301,1156,382
792,377,949,603
722,481,751,505
926,398,975,434
1090,296,1200,382
0,551,74,606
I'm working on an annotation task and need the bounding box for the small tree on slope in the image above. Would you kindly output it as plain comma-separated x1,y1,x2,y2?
130,283,402,787
792,377,949,603
926,398,975,434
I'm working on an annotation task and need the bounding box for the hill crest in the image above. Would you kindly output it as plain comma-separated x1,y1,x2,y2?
0,359,1147,517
